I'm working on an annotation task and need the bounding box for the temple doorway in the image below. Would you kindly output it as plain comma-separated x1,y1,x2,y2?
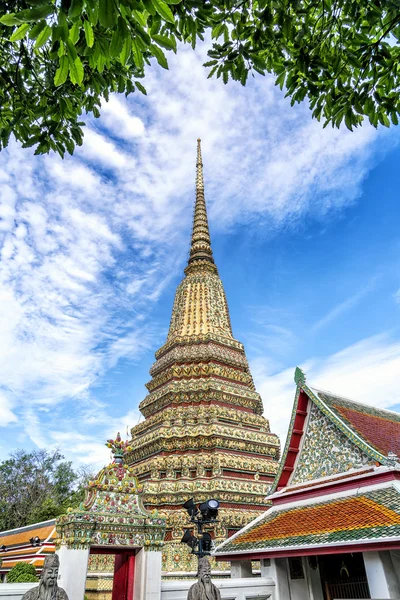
318,553,371,599
88,548,135,600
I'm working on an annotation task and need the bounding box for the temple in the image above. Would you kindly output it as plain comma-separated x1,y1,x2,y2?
215,367,400,599
126,140,281,574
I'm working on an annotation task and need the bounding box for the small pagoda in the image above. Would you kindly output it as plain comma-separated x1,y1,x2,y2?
126,140,280,574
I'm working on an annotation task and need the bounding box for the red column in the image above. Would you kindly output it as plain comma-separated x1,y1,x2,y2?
126,553,135,600
112,552,135,600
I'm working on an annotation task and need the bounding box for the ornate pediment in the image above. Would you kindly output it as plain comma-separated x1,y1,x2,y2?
56,434,166,550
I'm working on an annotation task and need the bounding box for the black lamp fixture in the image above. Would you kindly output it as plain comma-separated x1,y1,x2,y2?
199,499,220,521
183,498,198,518
0,545,6,552
201,532,212,553
181,529,198,550
181,497,220,558
29,536,40,547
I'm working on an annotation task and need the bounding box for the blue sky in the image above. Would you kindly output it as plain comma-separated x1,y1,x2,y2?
0,41,400,468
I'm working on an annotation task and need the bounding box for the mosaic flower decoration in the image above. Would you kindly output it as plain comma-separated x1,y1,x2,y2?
106,432,133,463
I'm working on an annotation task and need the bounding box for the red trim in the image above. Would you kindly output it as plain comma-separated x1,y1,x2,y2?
215,540,400,561
149,374,252,393
90,547,138,556
276,391,309,489
272,470,400,506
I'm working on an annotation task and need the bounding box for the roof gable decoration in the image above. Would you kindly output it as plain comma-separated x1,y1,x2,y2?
271,368,400,493
290,401,375,485
56,434,166,550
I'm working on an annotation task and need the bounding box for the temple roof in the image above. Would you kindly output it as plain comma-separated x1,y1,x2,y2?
214,369,400,559
310,387,400,458
215,481,400,556
0,520,56,573
271,368,400,493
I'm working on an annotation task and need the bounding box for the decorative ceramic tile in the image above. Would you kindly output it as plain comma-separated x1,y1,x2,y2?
291,403,374,484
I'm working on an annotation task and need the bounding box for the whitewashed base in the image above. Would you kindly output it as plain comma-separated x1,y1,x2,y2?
0,583,38,599
161,577,275,600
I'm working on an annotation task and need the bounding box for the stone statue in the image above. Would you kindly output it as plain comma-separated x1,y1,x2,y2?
187,557,221,600
22,554,69,600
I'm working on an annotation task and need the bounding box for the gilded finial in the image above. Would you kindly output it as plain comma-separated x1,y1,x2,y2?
294,367,306,387
187,139,215,268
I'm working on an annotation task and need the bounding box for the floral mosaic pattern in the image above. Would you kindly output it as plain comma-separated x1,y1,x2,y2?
291,403,374,484
56,459,165,550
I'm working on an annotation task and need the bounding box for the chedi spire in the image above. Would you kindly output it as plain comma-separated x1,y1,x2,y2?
188,139,215,266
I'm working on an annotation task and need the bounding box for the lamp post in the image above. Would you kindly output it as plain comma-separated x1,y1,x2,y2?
181,498,220,558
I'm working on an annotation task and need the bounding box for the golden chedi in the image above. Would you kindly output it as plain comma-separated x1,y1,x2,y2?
126,140,280,575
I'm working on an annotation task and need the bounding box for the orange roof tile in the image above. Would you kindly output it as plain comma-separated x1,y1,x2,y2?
0,522,56,548
217,486,400,553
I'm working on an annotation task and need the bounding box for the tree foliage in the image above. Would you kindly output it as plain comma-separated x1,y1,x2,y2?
208,0,400,131
0,0,399,157
7,562,38,583
0,449,93,531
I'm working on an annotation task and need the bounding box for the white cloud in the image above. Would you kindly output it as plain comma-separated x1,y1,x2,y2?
312,278,378,331
101,95,146,140
0,39,395,466
255,333,400,448
80,128,129,168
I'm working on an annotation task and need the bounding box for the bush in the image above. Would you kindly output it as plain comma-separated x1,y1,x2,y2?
7,563,38,583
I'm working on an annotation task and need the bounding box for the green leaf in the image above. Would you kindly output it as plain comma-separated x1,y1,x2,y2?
150,43,168,68
86,0,98,25
142,0,156,15
69,21,80,44
344,110,354,130
99,0,117,28
132,10,147,27
83,20,94,47
135,80,147,94
15,5,54,22
35,23,51,47
109,18,125,57
69,56,84,85
150,0,174,24
0,13,21,26
119,37,131,65
68,0,83,20
131,37,144,69
378,111,390,127
275,71,285,90
65,37,78,60
54,55,69,86
152,33,176,52
29,19,46,39
10,23,30,41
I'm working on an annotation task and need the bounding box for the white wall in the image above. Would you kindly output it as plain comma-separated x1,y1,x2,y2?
0,579,275,600
364,551,400,599
0,583,38,599
161,578,275,600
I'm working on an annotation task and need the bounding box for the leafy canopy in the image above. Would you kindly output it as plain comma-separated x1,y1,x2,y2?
0,0,399,156
7,563,38,583
0,449,93,531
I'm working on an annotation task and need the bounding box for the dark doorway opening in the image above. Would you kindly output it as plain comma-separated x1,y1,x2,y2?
318,553,370,599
